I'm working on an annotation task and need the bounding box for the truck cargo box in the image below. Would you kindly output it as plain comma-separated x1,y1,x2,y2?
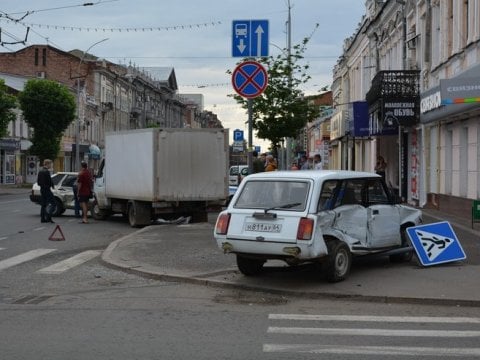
104,128,228,202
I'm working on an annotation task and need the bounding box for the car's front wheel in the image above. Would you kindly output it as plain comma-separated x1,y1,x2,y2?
324,240,351,283
52,198,64,217
236,255,265,276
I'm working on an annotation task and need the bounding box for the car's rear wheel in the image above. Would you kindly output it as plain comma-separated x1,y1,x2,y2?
390,225,414,263
324,240,351,283
236,255,265,276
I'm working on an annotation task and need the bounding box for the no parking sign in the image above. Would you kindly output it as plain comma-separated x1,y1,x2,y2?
231,60,268,99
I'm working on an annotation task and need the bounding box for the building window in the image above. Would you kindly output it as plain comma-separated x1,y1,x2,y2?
34,48,39,66
42,48,47,66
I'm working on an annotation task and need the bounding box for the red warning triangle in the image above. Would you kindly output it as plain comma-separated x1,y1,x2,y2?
49,225,65,241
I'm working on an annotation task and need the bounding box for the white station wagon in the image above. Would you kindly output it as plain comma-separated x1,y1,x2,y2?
214,170,422,282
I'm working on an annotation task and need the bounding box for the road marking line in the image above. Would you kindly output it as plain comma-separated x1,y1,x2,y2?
0,249,56,271
268,314,480,324
33,227,46,231
0,237,7,241
263,344,480,356
267,327,480,337
37,250,102,274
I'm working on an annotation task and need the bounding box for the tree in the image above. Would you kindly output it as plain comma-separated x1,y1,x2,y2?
230,35,320,150
0,79,17,139
18,79,76,161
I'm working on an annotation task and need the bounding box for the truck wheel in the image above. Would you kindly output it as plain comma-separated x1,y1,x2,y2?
92,200,108,220
324,240,351,283
128,201,151,227
236,255,265,276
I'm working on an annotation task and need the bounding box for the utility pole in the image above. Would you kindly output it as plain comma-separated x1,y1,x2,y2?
285,0,293,170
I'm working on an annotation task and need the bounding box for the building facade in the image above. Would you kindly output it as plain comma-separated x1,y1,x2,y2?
330,0,480,217
0,44,220,182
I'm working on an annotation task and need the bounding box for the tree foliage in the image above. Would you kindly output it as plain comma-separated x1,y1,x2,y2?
0,79,17,139
18,79,76,161
230,35,320,150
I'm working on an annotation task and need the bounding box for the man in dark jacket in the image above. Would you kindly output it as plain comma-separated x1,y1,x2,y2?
37,159,55,223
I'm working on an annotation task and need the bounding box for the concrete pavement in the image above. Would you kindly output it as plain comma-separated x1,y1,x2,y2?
102,209,480,307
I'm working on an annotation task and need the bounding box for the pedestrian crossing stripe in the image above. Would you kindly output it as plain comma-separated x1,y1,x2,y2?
406,221,466,266
37,250,101,274
0,249,56,271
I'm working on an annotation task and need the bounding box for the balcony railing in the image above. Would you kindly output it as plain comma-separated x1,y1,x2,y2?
366,70,420,103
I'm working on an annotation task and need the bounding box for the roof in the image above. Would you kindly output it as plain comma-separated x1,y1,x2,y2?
141,67,178,91
0,72,31,91
246,170,380,181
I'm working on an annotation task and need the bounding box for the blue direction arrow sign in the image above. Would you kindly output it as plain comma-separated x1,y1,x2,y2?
232,20,269,57
406,221,466,266
232,60,268,98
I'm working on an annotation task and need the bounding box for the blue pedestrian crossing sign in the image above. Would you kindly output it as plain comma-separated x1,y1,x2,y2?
232,20,269,57
406,221,466,266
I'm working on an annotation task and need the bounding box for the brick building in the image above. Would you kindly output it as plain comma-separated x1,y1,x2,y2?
0,44,214,180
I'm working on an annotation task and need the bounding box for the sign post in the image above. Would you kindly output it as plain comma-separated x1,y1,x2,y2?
231,19,269,173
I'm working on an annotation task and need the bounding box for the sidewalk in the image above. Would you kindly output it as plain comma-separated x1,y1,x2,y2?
0,184,31,196
102,209,480,307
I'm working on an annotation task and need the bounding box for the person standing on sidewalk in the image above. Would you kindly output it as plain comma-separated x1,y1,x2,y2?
37,159,55,223
77,161,93,224
252,151,265,173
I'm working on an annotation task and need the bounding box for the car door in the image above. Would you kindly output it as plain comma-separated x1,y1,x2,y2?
365,178,401,248
58,174,77,208
331,180,368,246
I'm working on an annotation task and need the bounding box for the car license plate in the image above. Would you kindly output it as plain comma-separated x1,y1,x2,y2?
245,222,282,233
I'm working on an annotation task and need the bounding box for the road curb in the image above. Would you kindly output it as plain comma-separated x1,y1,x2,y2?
101,228,480,308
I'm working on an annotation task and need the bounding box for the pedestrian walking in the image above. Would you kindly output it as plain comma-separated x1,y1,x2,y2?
37,159,55,223
72,181,81,218
77,161,93,224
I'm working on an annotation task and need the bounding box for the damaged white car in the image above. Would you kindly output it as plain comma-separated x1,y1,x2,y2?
214,170,422,282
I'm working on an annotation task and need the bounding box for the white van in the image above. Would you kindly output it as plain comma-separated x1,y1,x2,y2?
229,165,249,186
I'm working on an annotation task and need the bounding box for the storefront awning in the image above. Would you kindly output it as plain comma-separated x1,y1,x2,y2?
88,144,101,159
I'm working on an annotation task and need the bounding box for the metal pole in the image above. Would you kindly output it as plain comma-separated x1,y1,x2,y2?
247,98,253,174
75,38,108,171
285,0,292,170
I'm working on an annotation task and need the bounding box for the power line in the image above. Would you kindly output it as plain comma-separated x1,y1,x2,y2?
3,18,223,33
2,1,118,17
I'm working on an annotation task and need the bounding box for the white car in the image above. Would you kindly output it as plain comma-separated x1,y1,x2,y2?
214,170,422,282
30,172,92,216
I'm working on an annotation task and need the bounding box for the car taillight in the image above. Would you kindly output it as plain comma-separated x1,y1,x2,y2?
297,217,314,240
215,213,231,235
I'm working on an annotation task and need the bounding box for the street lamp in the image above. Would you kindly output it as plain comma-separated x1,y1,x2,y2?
75,38,108,171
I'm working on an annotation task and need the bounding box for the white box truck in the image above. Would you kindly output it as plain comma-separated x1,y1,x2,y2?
93,128,229,227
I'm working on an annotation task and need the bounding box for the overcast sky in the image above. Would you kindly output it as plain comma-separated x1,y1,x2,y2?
0,0,366,150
